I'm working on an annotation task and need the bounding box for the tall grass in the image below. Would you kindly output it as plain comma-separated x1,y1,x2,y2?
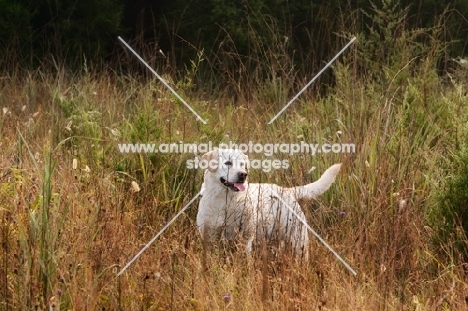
1,3,468,310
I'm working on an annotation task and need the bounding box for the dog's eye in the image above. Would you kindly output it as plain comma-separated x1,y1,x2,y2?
224,161,232,166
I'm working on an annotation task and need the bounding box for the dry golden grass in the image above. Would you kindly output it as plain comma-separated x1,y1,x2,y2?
0,64,467,310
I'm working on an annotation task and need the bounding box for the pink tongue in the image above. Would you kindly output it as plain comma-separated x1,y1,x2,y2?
234,183,245,191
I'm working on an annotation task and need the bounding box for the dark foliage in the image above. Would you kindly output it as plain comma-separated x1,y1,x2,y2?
0,0,467,75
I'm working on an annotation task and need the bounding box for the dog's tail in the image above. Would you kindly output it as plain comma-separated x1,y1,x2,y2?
290,164,342,200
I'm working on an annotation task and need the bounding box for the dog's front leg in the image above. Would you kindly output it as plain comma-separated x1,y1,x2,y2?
198,221,213,244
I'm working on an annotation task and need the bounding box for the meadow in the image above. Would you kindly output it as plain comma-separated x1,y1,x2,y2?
1,13,468,311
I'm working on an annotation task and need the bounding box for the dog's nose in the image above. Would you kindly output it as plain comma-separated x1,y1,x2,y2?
238,171,248,181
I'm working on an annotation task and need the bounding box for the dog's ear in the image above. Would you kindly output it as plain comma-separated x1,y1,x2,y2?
202,149,219,172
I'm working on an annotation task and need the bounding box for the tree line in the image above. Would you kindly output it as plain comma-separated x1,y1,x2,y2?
1,0,467,76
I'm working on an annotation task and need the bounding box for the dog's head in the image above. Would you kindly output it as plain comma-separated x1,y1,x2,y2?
202,149,249,192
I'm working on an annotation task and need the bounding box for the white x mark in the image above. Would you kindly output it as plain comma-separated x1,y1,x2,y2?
118,37,207,124
268,37,356,124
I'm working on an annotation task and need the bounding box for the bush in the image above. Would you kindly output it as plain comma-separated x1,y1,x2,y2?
433,137,468,260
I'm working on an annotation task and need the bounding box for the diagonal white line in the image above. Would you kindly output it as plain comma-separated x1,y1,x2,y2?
117,189,204,276
268,37,356,124
269,188,357,276
118,36,207,124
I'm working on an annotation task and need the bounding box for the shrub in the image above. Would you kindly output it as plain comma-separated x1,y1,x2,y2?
432,134,468,260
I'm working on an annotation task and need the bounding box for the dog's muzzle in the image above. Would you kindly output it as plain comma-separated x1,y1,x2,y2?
220,172,247,192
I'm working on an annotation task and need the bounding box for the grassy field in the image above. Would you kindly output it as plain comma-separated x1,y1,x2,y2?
1,30,468,310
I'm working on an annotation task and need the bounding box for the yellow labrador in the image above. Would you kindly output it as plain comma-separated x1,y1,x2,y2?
197,148,341,259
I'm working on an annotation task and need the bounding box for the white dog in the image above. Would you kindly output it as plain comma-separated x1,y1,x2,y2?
197,149,341,260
